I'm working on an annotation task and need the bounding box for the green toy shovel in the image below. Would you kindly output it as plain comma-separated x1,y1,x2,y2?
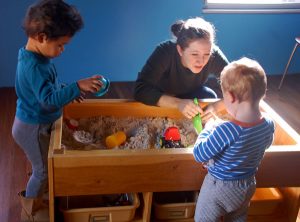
193,98,203,134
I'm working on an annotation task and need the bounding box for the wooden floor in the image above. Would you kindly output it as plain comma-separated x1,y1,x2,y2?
0,75,299,222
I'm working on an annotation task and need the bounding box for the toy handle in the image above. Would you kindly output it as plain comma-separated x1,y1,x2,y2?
193,98,203,134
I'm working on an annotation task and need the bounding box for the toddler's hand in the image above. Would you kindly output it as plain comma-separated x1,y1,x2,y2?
204,114,224,129
77,75,103,93
178,99,203,119
73,94,85,103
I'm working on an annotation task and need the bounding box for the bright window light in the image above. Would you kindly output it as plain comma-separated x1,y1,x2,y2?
203,0,300,13
207,0,300,4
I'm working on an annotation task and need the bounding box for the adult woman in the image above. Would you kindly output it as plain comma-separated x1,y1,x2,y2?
134,17,229,119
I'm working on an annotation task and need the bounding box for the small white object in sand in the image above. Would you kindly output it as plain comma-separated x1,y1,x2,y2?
73,130,93,144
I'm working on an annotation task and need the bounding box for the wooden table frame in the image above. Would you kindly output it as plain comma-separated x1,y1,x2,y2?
48,99,300,222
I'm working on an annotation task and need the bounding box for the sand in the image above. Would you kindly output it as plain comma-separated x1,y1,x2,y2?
61,116,199,150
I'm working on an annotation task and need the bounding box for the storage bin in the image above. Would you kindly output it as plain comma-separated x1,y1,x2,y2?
153,191,198,220
59,193,140,222
249,188,283,215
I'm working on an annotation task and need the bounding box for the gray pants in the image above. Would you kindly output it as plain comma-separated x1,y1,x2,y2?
12,117,52,198
194,173,256,222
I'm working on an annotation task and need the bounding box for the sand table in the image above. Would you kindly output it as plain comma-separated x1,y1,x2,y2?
61,116,199,150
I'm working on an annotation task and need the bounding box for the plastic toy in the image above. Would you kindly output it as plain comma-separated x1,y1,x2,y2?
160,126,183,148
105,131,127,149
94,76,110,97
193,98,202,134
65,119,79,130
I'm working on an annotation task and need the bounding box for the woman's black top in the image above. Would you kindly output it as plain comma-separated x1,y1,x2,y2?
134,40,229,105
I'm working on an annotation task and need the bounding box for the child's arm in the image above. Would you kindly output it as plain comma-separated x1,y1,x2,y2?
33,71,102,108
193,122,236,163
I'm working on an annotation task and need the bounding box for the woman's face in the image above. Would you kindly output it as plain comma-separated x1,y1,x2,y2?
177,39,212,74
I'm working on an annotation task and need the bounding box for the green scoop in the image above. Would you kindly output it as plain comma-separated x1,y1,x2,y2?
193,98,203,134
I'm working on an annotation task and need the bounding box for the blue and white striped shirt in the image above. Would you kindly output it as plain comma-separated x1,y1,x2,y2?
193,116,275,180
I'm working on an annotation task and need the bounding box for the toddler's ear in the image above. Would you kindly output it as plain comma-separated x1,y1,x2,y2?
36,33,47,43
229,91,236,103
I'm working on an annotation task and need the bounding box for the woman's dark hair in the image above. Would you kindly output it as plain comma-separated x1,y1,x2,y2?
23,0,84,39
171,17,215,50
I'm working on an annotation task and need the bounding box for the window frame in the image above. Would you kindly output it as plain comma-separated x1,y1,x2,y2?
203,0,300,13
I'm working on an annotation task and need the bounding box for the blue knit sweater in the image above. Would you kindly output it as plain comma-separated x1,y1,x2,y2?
15,47,80,124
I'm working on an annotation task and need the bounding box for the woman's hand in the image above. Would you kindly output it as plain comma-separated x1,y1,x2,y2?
178,99,203,119
77,75,103,93
157,95,203,119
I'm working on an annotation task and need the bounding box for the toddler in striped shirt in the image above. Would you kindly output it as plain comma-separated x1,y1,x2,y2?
193,57,275,222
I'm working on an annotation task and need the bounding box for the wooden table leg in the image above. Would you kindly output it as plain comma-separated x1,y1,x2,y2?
142,192,153,222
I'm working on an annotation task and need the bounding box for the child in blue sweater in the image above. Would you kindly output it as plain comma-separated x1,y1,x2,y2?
12,0,102,220
193,57,275,222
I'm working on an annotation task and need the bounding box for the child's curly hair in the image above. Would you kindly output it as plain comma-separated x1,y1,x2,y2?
23,0,84,39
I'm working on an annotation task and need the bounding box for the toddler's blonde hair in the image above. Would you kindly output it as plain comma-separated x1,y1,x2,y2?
220,57,267,103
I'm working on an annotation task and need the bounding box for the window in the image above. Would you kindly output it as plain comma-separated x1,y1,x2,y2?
203,0,300,13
